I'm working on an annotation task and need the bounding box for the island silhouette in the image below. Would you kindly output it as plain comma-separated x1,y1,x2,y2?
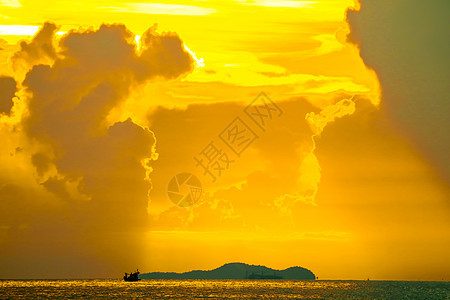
139,263,316,280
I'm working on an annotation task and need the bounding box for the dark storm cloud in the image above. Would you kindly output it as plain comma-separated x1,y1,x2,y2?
347,0,450,182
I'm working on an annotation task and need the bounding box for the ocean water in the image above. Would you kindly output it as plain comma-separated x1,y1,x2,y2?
0,279,448,299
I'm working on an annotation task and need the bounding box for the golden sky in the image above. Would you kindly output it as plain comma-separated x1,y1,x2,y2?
0,0,448,280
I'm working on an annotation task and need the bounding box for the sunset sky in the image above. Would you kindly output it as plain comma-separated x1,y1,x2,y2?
0,0,448,280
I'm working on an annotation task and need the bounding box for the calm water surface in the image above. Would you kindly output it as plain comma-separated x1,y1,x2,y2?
0,279,448,299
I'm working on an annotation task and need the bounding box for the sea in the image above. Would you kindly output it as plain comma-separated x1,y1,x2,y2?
0,279,448,299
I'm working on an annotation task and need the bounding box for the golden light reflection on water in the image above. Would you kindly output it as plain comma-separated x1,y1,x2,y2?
1,279,448,299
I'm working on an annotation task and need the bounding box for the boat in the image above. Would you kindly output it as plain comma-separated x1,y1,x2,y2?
246,270,282,279
124,269,140,281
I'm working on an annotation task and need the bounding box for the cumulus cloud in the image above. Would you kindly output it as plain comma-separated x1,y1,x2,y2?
12,22,59,75
347,0,450,182
145,96,361,231
0,21,195,277
139,24,194,80
21,21,194,224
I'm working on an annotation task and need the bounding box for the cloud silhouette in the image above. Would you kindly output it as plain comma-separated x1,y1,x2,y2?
314,97,450,279
0,22,194,277
12,22,59,75
347,0,450,182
